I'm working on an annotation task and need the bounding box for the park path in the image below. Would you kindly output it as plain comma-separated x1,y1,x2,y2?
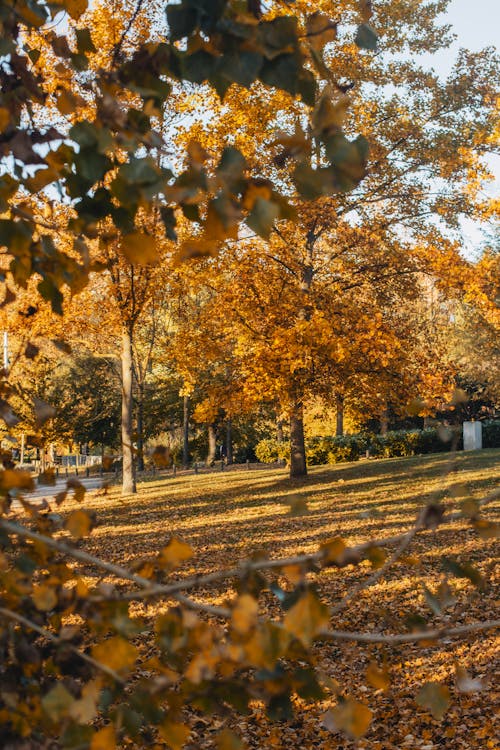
12,475,105,511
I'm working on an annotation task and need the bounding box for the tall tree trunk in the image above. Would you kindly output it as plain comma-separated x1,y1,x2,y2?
336,395,344,437
206,423,217,466
121,325,136,494
226,418,233,465
182,395,190,468
136,381,144,472
289,400,307,478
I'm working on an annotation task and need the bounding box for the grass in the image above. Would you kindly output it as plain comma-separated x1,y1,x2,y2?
24,450,500,748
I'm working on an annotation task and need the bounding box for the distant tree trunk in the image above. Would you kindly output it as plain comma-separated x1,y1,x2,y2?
289,400,307,478
276,418,284,444
226,419,233,465
136,381,145,472
122,325,136,494
182,395,190,468
207,423,217,466
380,405,389,436
336,395,344,437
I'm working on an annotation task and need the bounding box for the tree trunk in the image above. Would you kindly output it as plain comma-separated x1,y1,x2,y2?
336,395,344,437
226,418,233,465
182,395,190,468
276,418,284,444
121,325,136,494
289,400,307,478
206,423,217,466
380,406,389,436
136,381,145,472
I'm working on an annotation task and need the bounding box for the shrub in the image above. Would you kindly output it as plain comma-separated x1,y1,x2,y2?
255,438,289,464
482,420,500,448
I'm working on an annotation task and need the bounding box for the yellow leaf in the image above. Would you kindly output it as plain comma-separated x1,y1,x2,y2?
366,662,390,691
151,445,171,468
325,698,372,739
121,232,159,265
51,0,88,20
216,728,246,750
416,682,450,720
92,636,138,675
306,12,337,50
158,537,193,570
67,476,86,502
70,680,101,723
0,469,34,492
283,590,329,646
173,237,218,264
282,564,304,584
159,719,190,750
320,536,346,564
0,107,10,132
365,545,386,569
231,594,258,635
65,509,92,539
33,583,58,612
57,89,80,116
33,396,56,426
90,725,116,750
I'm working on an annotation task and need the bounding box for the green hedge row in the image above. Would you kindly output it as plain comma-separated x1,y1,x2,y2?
255,420,500,466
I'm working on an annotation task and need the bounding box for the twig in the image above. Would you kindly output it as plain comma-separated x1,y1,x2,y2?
318,619,500,645
112,0,145,66
0,606,125,684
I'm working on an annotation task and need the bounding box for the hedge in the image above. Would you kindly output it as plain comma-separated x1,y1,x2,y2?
255,420,499,466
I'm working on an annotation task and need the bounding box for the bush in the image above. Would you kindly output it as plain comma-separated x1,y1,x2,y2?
255,438,289,464
482,420,500,448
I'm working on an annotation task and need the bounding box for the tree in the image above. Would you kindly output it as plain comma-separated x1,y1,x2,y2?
172,2,498,473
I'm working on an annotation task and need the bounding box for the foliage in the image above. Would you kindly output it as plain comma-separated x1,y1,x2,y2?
483,420,500,449
254,423,500,467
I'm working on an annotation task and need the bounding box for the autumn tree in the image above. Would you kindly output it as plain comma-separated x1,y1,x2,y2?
174,1,498,474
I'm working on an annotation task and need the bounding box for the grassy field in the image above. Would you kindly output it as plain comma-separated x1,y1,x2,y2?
28,450,500,749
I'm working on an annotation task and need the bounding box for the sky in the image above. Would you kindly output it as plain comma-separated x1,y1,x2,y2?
437,0,500,251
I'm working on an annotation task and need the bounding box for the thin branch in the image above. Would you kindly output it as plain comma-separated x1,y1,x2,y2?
318,619,500,645
112,0,145,66
0,606,125,684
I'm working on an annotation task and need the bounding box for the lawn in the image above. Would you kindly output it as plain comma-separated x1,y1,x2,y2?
28,450,500,749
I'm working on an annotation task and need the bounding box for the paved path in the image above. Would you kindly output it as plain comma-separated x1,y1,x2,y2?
12,475,107,511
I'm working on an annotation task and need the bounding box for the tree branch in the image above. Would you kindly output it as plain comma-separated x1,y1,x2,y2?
0,606,125,684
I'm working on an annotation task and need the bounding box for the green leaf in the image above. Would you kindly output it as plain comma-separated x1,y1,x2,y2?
42,684,75,723
245,197,280,238
260,53,302,97
355,23,378,51
76,28,96,55
166,5,198,41
416,682,450,720
37,278,63,315
442,557,486,590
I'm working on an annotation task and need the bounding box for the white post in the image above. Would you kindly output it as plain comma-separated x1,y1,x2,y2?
463,422,482,451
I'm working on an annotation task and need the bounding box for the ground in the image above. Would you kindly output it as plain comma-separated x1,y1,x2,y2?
24,450,500,749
